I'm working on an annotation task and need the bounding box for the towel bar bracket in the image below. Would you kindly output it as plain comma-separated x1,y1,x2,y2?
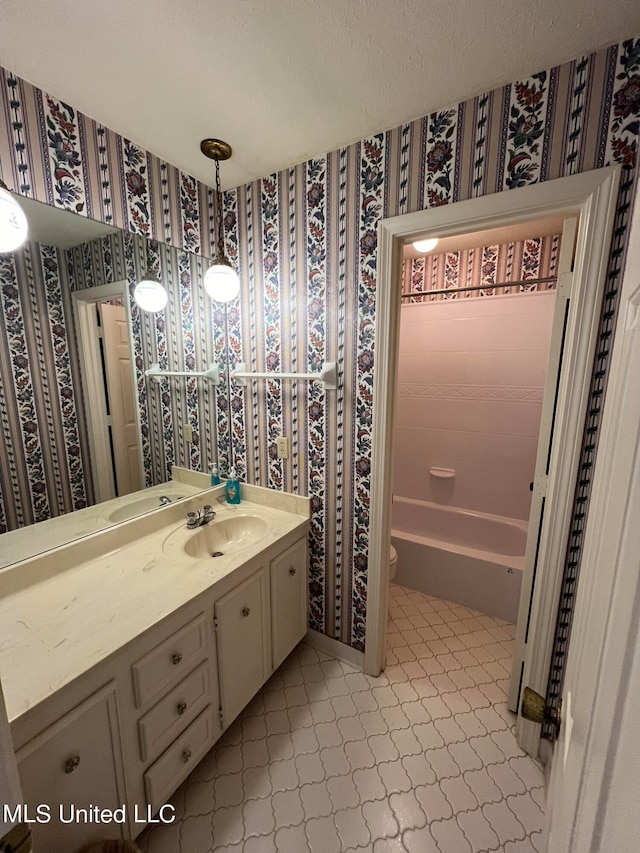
145,363,221,386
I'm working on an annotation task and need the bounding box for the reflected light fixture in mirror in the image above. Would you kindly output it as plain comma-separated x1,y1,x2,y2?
0,178,28,253
201,138,240,303
412,237,439,253
134,242,167,312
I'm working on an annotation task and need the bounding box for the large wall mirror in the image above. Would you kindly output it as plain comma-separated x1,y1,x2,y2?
0,197,233,568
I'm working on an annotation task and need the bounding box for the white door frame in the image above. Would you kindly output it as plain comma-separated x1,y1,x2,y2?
365,168,621,747
72,281,143,503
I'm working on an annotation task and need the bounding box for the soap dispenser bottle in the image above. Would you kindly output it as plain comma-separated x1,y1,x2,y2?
225,466,241,504
210,464,221,486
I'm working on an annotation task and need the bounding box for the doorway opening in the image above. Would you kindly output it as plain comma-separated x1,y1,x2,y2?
390,216,565,709
73,281,143,504
365,168,620,763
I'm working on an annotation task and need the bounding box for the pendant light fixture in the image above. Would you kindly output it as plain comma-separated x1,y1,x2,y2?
0,177,28,254
200,138,240,303
133,240,167,312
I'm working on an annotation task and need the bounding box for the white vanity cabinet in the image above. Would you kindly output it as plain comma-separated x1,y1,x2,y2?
214,566,271,728
270,538,308,669
8,518,309,849
16,681,127,853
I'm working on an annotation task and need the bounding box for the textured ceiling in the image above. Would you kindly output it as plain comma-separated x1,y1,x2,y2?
0,0,638,190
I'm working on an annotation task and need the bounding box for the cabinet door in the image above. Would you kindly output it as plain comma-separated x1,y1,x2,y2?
271,538,308,669
16,682,127,853
215,568,270,727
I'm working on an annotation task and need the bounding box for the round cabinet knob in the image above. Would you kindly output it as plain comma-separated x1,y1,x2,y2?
289,567,296,576
242,607,250,617
64,755,80,774
182,750,192,763
172,652,183,665
177,702,187,715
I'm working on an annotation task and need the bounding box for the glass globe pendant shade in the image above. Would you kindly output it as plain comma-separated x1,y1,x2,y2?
203,258,240,303
133,271,168,313
412,237,439,253
0,184,28,253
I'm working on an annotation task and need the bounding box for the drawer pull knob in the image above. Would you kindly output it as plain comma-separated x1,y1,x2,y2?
182,749,192,763
64,755,80,774
289,567,296,576
177,702,187,715
172,652,183,665
242,607,250,618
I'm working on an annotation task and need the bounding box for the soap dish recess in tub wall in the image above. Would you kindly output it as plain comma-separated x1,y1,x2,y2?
430,467,455,480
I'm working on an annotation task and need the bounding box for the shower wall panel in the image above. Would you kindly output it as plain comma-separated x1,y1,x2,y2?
394,291,555,520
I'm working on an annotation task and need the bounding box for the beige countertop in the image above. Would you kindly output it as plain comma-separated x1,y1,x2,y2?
0,485,309,722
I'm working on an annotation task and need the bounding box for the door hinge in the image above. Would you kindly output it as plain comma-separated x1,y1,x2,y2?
521,685,561,737
557,270,573,299
531,473,547,497
218,706,224,727
213,616,219,631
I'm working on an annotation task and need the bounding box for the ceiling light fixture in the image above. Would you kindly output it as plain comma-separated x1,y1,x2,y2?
0,178,28,254
133,242,167,313
200,138,240,303
412,237,439,253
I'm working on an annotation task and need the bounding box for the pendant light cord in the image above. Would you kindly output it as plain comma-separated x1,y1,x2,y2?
215,158,225,258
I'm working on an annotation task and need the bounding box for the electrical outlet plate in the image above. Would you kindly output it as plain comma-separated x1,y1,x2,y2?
276,436,290,459
182,424,193,443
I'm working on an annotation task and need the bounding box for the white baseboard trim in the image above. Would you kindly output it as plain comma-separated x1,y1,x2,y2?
304,629,365,670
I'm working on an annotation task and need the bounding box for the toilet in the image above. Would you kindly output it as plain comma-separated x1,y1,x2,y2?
389,544,398,581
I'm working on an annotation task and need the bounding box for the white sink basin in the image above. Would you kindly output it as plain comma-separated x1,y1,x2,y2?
183,515,268,559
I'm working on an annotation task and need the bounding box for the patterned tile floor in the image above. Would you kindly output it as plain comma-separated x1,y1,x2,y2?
139,583,547,852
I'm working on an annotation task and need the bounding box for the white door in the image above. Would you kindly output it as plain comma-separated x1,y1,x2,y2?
544,241,640,850
99,302,141,496
508,216,578,715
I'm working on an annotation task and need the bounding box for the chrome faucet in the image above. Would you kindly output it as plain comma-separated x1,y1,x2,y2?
159,495,172,506
186,505,216,528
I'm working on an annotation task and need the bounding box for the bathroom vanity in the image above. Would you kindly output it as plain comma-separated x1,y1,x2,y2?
0,484,309,852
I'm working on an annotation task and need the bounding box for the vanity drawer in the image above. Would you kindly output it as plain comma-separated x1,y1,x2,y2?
144,706,218,814
137,661,210,763
132,613,208,708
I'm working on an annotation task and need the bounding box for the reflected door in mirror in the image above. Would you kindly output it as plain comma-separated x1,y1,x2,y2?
99,303,141,496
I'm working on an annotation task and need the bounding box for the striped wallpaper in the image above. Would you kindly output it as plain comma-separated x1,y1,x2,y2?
402,235,561,301
0,36,638,651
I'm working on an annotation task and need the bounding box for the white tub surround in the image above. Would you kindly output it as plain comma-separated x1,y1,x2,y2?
391,495,525,622
0,484,309,852
393,290,555,521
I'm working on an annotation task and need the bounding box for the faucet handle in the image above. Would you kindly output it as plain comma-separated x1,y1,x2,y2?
186,511,198,528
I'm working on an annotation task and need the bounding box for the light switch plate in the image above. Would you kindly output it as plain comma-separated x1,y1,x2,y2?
182,423,193,443
276,436,290,459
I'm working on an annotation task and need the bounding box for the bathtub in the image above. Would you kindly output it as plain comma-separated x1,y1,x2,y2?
390,495,527,623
